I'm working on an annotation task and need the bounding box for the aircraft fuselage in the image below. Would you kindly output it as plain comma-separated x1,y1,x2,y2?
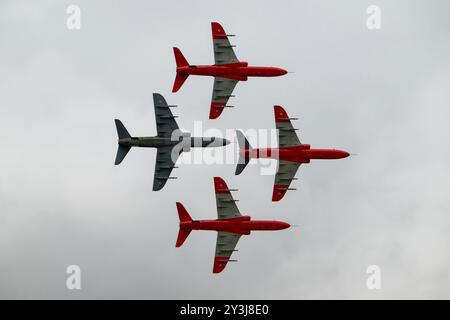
181,215,290,235
241,144,350,163
177,62,287,81
119,136,229,148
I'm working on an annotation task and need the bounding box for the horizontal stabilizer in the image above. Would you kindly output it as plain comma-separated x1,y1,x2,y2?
114,119,132,165
114,145,131,165
177,202,192,223
235,130,251,175
173,47,189,68
176,202,193,247
176,228,191,248
172,47,190,92
172,73,189,93
115,119,131,139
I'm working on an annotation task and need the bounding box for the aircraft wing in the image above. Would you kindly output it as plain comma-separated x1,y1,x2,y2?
274,105,301,147
210,78,239,119
214,177,241,219
272,160,301,201
152,146,180,191
213,232,241,273
211,22,239,65
153,93,179,138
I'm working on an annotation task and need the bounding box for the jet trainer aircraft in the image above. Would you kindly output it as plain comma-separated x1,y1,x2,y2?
236,105,350,201
114,93,229,191
172,22,288,119
176,177,290,274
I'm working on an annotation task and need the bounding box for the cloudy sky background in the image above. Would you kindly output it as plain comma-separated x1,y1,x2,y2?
1,0,450,299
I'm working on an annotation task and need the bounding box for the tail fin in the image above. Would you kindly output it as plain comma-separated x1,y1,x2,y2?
176,202,192,247
235,130,251,175
172,47,189,92
115,145,131,165
115,119,131,139
173,47,189,67
114,119,131,165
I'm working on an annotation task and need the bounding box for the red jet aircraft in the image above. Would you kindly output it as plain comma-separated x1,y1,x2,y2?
172,22,287,119
176,177,290,273
236,105,350,202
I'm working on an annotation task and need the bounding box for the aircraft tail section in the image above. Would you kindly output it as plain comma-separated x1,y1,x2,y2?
115,145,131,165
114,119,131,165
235,130,251,175
172,47,189,92
176,202,193,247
173,47,189,68
172,73,189,93
115,119,131,140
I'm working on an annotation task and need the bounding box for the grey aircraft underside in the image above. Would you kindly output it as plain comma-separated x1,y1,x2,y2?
114,93,230,191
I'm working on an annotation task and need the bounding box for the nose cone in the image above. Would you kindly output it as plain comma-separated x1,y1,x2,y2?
222,138,231,146
272,67,287,76
339,150,350,158
278,68,288,76
280,222,290,230
274,221,290,230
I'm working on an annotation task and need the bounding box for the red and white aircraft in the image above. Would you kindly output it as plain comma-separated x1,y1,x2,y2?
172,22,287,119
236,106,350,201
176,177,290,273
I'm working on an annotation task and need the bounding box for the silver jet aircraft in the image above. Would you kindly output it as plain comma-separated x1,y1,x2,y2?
114,93,230,191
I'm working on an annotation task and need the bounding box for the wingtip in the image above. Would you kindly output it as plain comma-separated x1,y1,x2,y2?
274,105,286,113
213,176,226,185
210,102,226,119
211,21,223,29
213,256,227,274
211,22,227,39
272,185,288,202
274,105,290,123
214,177,230,194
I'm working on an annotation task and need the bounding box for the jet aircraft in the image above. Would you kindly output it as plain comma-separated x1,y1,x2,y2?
114,93,229,191
176,177,290,273
172,22,287,119
235,105,350,201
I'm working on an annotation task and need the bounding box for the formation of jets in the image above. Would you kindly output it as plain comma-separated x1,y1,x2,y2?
114,22,350,273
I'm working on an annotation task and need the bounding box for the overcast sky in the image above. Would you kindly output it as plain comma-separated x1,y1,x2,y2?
1,0,450,299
